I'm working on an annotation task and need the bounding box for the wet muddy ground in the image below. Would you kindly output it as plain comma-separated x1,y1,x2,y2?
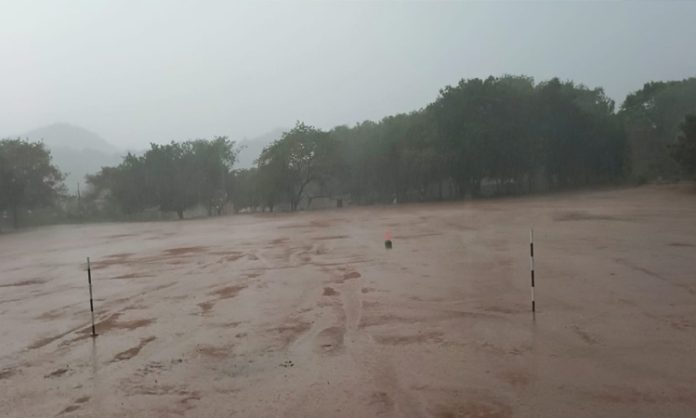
1,184,696,417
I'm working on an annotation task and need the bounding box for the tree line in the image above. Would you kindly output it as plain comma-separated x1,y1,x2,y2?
2,75,696,227
86,137,236,219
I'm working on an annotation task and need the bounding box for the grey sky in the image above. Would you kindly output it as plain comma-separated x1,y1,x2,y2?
2,1,695,149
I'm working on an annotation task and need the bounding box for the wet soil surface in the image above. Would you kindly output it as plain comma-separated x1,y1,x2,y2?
1,184,696,417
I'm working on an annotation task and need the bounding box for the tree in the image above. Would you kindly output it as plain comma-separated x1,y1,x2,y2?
0,138,65,228
228,168,260,212
330,120,388,203
671,114,696,176
535,78,626,188
429,75,539,195
87,138,237,219
141,142,195,219
257,122,337,211
143,138,236,219
81,74,634,220
86,153,150,217
620,78,696,179
187,137,237,215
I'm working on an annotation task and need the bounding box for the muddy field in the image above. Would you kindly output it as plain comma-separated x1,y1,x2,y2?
1,185,695,417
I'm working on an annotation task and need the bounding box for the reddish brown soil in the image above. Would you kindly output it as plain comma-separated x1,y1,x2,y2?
1,184,696,417
111,337,156,362
323,287,338,296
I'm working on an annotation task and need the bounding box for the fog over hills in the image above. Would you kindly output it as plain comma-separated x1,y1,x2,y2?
20,123,123,193
23,123,119,154
235,128,285,169
12,123,285,192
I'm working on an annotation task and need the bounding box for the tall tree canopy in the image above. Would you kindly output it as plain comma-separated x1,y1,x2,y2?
0,138,65,228
87,137,236,219
257,122,338,211
78,74,696,219
619,78,696,179
326,75,627,204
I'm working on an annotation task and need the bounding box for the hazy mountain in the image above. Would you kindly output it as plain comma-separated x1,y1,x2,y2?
21,123,123,193
23,123,119,154
13,123,284,190
235,128,285,169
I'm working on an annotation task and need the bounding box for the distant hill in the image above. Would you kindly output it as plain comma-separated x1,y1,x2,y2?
235,128,285,169
14,124,286,191
23,123,119,154
21,123,123,193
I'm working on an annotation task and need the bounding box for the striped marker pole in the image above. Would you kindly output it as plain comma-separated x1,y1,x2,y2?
87,257,97,337
529,228,535,314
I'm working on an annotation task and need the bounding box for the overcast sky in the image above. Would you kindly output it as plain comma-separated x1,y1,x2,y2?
2,1,695,149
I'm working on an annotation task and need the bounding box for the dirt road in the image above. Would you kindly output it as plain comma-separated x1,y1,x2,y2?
1,184,695,417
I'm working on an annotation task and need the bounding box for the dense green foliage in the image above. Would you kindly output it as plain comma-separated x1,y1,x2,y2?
3,75,696,226
237,76,628,208
0,139,65,227
257,123,341,211
78,76,696,215
227,168,261,213
619,78,696,180
670,114,696,176
86,137,236,219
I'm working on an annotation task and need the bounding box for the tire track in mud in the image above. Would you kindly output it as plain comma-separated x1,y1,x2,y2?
337,268,427,417
324,249,427,417
338,269,363,336
614,257,696,295
254,229,427,416
296,225,408,413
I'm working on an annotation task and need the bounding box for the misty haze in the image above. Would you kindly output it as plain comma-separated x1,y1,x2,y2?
1,2,696,417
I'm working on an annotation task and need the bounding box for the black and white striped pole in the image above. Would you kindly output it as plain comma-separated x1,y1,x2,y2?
86,257,97,337
529,228,535,314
